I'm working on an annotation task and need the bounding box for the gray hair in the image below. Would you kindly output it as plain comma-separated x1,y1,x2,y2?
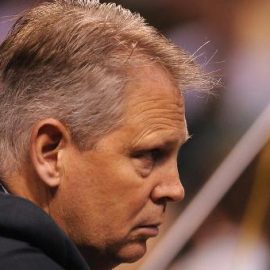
0,0,213,179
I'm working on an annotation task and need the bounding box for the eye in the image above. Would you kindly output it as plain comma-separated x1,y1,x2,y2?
132,148,164,177
133,148,163,163
148,148,164,162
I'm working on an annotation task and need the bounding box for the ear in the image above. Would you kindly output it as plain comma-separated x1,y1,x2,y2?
30,118,71,188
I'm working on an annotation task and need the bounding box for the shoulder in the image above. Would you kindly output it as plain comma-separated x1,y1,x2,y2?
0,193,90,270
0,235,64,270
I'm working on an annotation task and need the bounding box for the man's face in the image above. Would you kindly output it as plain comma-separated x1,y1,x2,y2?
51,64,188,266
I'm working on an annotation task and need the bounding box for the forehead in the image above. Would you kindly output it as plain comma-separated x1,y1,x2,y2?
122,64,188,145
124,63,182,105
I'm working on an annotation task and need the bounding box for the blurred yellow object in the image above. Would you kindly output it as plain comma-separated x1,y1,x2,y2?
235,139,270,265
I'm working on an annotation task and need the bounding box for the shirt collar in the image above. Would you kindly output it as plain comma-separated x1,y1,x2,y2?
0,183,9,194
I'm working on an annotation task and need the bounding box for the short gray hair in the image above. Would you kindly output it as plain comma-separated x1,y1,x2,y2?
0,0,213,179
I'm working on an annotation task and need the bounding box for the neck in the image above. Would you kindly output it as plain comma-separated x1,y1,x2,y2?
4,171,51,213
79,246,117,270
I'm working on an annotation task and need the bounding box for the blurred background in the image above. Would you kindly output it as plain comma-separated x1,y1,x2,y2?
1,0,270,269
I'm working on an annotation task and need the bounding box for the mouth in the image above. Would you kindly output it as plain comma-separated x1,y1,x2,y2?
134,223,161,237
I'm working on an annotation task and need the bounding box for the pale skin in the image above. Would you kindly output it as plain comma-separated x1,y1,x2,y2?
6,64,189,270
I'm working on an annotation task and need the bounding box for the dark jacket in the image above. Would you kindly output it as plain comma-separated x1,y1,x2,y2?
0,187,90,270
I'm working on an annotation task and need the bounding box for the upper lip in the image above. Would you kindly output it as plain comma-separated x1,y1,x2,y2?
136,222,162,228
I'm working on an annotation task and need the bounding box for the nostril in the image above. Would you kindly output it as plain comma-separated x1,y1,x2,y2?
152,198,167,212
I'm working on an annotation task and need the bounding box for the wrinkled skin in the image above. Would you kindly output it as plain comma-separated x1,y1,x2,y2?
50,64,188,269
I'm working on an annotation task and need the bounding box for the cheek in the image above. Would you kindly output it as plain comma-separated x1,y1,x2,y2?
63,154,153,226
109,163,154,220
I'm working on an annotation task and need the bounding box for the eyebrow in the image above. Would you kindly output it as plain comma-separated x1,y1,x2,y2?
131,130,190,152
167,132,191,148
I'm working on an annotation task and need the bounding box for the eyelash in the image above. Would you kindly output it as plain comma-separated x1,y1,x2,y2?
134,148,164,163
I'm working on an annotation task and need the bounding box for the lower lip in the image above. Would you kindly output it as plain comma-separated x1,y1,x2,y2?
135,226,159,237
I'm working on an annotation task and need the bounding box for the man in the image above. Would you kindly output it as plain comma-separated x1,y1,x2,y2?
0,0,212,269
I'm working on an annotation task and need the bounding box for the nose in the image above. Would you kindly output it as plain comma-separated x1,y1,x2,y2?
150,163,185,203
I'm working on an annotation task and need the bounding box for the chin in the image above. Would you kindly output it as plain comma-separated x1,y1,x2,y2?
115,239,148,263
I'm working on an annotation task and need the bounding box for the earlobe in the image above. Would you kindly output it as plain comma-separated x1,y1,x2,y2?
30,119,70,188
